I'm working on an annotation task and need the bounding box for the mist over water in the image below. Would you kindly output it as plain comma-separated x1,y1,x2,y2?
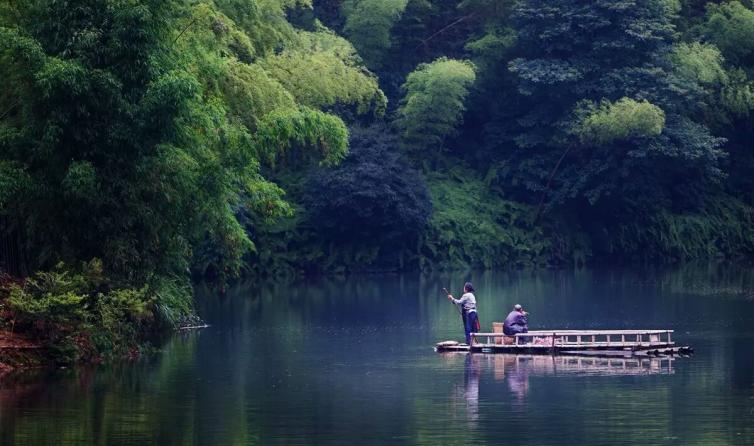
2,264,754,445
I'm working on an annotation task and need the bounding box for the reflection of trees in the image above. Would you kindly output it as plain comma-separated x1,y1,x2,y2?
0,337,203,445
1,266,753,445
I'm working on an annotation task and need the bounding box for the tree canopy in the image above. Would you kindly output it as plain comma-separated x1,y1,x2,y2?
305,124,431,243
4,0,754,363
342,0,409,68
395,57,476,151
0,0,385,357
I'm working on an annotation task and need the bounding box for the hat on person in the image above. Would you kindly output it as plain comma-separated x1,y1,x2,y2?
464,282,475,292
514,304,522,310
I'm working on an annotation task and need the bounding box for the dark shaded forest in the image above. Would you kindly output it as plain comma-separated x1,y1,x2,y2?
1,0,753,362
299,0,754,272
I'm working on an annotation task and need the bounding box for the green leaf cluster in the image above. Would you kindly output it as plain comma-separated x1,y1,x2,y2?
254,107,349,168
670,41,754,125
2,260,183,363
0,0,384,279
574,98,666,145
421,168,551,269
396,57,476,150
259,42,386,115
698,1,754,67
601,196,754,260
342,0,409,68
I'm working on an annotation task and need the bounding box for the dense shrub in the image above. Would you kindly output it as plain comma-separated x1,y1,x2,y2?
421,168,554,269
305,124,432,249
594,197,754,261
0,260,191,363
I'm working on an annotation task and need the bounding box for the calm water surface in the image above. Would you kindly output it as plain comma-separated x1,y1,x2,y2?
2,264,754,445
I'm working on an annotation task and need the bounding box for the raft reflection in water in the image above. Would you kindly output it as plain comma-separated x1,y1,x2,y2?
445,352,676,416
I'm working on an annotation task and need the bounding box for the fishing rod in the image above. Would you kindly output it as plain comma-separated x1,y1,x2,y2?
443,287,463,316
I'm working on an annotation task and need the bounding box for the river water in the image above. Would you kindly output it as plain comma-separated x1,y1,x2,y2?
1,264,753,445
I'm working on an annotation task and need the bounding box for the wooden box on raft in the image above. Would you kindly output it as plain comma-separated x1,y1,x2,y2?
492,323,515,345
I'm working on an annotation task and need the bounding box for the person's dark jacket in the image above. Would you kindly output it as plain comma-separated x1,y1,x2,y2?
503,310,528,335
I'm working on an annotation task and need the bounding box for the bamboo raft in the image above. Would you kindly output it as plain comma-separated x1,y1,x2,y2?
436,329,693,357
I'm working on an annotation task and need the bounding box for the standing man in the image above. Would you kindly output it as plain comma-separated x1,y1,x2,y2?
448,282,480,345
503,304,529,336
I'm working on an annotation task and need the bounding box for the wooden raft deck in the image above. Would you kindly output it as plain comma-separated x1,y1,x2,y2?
436,329,693,357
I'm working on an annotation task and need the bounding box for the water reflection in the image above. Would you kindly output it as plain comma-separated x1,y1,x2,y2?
1,264,753,445
450,354,481,426
502,356,530,404
445,352,670,426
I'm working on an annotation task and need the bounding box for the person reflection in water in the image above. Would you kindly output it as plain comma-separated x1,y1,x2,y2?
506,357,530,404
493,356,530,403
452,353,480,424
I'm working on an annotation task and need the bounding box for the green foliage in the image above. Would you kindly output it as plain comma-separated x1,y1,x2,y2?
91,286,154,355
698,1,754,67
574,98,666,145
0,161,29,210
219,61,297,130
719,68,754,117
670,42,754,125
260,45,386,116
246,125,431,275
465,26,517,72
0,0,376,280
1,260,185,362
304,124,431,245
342,0,409,68
214,0,309,56
7,269,88,328
602,197,754,260
0,0,395,362
62,161,99,201
254,107,349,167
671,42,728,85
483,0,728,216
301,0,754,267
396,57,476,150
421,168,552,269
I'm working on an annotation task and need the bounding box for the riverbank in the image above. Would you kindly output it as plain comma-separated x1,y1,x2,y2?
3,256,752,375
0,262,198,374
0,330,45,375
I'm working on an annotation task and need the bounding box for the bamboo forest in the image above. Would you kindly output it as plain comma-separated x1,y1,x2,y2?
1,1,753,445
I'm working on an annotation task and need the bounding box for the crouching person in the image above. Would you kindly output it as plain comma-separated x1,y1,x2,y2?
503,304,528,336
